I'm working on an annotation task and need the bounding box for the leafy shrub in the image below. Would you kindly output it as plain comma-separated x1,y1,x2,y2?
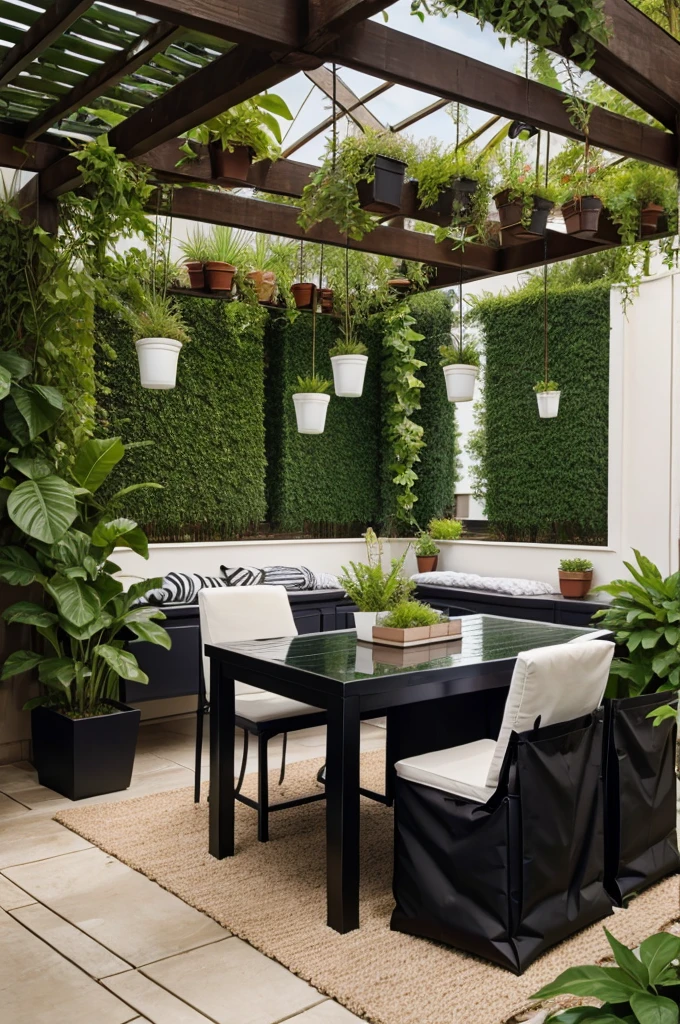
380,600,448,629
429,517,464,540
559,558,593,572
295,375,331,393
534,379,560,392
415,532,440,557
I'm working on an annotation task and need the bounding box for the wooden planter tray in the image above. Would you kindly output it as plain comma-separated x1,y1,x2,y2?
372,618,462,647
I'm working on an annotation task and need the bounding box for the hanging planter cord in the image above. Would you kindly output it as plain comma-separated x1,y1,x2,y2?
458,265,464,360
543,131,551,385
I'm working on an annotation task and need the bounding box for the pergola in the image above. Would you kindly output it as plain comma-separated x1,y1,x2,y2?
1,0,679,286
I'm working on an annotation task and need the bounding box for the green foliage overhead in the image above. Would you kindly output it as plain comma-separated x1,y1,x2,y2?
183,93,293,162
472,282,609,543
97,297,268,540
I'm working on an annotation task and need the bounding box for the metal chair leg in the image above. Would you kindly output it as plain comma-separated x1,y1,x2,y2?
257,733,269,842
194,700,206,803
235,728,249,796
278,731,288,785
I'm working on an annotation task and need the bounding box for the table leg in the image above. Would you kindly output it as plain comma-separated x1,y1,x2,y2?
326,694,361,933
209,660,235,859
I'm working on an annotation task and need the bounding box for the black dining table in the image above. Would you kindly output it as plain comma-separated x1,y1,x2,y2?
206,613,594,933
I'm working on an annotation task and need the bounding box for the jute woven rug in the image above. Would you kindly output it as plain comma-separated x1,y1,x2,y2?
56,750,679,1024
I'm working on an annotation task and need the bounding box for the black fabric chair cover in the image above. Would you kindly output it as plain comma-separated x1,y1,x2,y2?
603,692,679,903
391,711,612,974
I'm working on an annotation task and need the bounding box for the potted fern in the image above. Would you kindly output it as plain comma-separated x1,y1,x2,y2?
440,339,480,403
338,532,413,642
128,293,190,389
534,378,560,418
292,375,331,434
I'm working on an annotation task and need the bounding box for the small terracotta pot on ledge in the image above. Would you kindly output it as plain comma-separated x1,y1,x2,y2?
640,203,664,235
558,570,593,599
205,261,235,292
291,282,317,309
416,555,438,573
184,261,205,290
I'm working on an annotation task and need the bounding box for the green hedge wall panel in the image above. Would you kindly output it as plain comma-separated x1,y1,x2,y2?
264,312,382,530
96,298,268,540
476,282,609,543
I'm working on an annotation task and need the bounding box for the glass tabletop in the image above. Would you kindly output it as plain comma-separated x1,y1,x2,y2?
213,614,593,683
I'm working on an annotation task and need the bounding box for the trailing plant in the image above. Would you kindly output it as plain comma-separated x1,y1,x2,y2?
0,366,167,717
440,340,481,366
496,146,558,228
338,530,414,611
408,136,494,243
592,549,680,698
298,129,413,241
126,293,190,345
560,557,594,571
414,532,440,557
530,927,680,1022
329,338,368,357
381,304,427,527
599,161,679,268
429,517,464,540
534,379,560,392
548,140,608,204
295,375,331,394
182,93,293,162
379,599,447,628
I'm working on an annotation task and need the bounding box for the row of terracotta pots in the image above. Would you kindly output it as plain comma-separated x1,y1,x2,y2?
496,191,666,243
290,283,334,312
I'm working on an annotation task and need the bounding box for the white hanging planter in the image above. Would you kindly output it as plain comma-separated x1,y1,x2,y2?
331,355,368,398
292,392,330,434
136,337,182,390
354,611,379,642
443,363,478,403
536,390,561,418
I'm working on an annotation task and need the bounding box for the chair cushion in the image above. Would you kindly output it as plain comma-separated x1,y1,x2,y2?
235,691,322,723
395,739,497,804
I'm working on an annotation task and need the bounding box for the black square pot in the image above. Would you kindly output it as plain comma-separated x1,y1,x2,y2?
356,155,406,214
413,177,478,227
31,699,141,801
603,690,679,903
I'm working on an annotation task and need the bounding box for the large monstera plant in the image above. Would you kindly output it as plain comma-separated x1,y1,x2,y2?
0,351,168,717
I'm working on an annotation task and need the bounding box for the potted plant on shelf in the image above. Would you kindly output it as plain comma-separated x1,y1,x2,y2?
534,379,560,418
440,340,481,403
408,139,492,234
373,599,460,647
177,228,211,290
244,234,295,304
494,147,557,240
291,282,317,309
414,532,440,573
292,375,331,434
551,144,606,239
600,161,678,244
204,225,250,293
182,93,293,183
338,530,413,642
298,129,413,241
127,293,190,390
0,362,168,800
592,550,680,901
429,517,464,540
558,557,594,598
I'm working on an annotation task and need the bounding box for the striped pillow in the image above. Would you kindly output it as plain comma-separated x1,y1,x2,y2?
134,572,229,606
220,565,316,591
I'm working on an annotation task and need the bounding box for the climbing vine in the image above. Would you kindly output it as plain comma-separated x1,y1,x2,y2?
381,304,426,527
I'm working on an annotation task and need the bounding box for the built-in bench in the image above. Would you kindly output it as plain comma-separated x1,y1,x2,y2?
413,583,609,628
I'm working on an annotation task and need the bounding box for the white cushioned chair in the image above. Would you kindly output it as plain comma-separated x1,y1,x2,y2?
195,586,326,841
391,639,615,973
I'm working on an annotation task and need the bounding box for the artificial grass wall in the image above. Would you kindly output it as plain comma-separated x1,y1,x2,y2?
474,282,609,543
96,297,268,540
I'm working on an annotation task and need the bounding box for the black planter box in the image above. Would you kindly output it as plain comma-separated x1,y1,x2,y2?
31,699,141,801
412,177,478,227
356,155,406,214
603,690,679,903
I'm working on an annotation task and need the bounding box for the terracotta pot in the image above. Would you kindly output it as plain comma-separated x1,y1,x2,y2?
388,277,412,293
246,270,277,303
494,189,554,240
204,261,235,292
413,177,478,227
416,555,438,573
290,282,317,309
208,143,252,183
319,288,334,314
558,570,593,599
561,196,603,238
640,202,664,235
184,261,205,290
356,155,406,214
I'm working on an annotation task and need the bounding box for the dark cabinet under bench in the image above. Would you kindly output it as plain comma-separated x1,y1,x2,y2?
413,583,609,628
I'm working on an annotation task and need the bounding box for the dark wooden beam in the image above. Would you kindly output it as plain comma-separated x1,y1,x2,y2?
329,20,677,167
304,66,384,130
22,21,183,142
0,0,92,89
125,0,304,49
498,229,615,273
167,187,500,274
0,131,68,171
16,175,58,234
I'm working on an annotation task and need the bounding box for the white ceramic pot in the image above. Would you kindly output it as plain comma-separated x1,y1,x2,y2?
292,392,330,434
443,363,478,403
135,337,182,390
354,611,379,643
331,354,368,398
536,390,561,418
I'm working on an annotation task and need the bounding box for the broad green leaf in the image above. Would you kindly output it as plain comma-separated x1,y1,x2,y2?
652,648,679,677
105,482,163,507
0,546,40,586
646,705,677,726
629,992,678,1024
639,933,680,985
0,365,10,401
91,573,124,607
94,644,148,684
126,577,163,603
255,93,293,119
551,1011,628,1024
38,657,76,688
23,695,52,711
9,456,54,480
7,476,77,543
127,619,171,649
606,929,649,989
49,530,91,569
121,606,166,623
91,518,148,558
4,395,30,445
1,650,46,680
60,612,113,641
72,437,124,492
11,384,63,440
531,966,645,1002
45,574,101,628
0,351,31,379
2,601,58,627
